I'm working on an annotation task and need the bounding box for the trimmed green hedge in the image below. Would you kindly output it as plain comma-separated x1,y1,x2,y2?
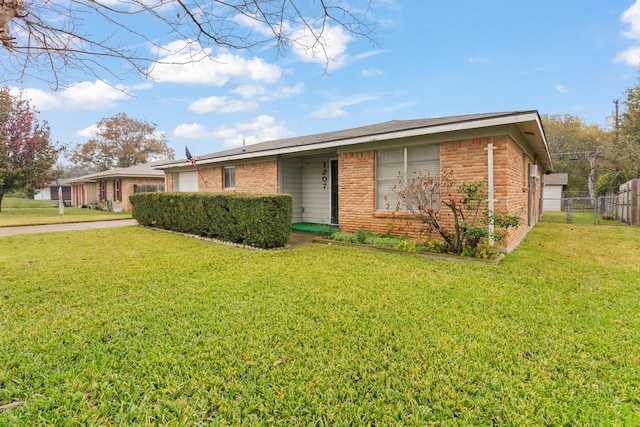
129,192,292,248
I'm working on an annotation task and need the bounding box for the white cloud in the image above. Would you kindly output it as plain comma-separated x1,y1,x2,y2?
616,1,640,66
76,124,99,138
233,12,354,71
311,94,377,119
622,0,640,40
555,85,567,93
312,107,349,119
12,81,129,112
614,46,640,66
232,13,275,37
361,67,383,77
173,115,294,147
148,39,282,85
291,25,353,71
173,123,211,139
189,96,258,113
259,83,305,101
230,82,304,102
467,57,490,64
232,84,266,99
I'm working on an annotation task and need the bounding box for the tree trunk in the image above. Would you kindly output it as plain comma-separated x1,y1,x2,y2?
586,148,599,208
0,192,4,212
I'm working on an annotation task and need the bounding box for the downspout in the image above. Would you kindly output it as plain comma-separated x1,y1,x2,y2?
486,143,497,246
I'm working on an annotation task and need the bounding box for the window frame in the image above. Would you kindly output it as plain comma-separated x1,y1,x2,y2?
99,181,107,200
375,144,440,211
113,179,121,202
223,166,236,189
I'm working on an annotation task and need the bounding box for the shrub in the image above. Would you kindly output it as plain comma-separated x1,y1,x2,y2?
130,192,292,249
390,170,522,255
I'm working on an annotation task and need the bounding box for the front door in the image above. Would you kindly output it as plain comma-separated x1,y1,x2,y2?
331,159,339,225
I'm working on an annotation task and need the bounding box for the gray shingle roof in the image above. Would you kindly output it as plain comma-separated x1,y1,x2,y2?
543,173,568,185
64,162,165,183
156,110,552,171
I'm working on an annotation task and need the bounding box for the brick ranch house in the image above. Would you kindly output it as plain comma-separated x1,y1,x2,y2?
64,162,165,212
155,111,553,252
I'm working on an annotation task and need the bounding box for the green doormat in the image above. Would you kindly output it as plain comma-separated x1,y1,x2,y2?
291,222,338,235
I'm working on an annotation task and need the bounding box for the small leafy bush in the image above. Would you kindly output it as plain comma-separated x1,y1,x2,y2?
391,170,522,255
330,228,500,259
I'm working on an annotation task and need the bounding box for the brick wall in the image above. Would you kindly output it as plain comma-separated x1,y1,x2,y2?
196,160,279,194
166,172,173,192
338,135,541,250
236,160,279,193
102,177,165,211
338,151,377,232
199,167,223,192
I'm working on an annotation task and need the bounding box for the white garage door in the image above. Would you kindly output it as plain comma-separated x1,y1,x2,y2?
174,171,198,192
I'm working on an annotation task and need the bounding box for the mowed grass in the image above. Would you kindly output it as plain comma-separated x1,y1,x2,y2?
542,210,622,226
1,223,639,425
0,197,131,227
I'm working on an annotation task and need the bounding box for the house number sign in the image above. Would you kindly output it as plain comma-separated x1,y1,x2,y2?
322,162,328,189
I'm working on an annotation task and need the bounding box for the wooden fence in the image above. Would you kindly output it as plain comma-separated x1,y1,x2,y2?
616,179,639,226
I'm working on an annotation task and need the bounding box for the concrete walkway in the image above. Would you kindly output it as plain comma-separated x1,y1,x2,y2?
0,219,139,237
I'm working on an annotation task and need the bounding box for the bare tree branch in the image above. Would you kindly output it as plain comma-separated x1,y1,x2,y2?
0,0,378,88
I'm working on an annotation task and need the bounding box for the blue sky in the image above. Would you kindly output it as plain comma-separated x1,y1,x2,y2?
7,0,640,161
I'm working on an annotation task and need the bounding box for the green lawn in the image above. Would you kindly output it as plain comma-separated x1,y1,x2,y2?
541,210,622,225
0,197,131,227
1,223,639,425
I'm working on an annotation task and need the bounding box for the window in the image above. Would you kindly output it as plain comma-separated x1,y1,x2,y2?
114,179,121,202
375,144,440,210
100,181,107,200
223,166,236,189
133,184,165,193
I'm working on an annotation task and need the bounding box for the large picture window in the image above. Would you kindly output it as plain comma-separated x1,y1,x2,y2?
375,144,440,210
223,166,236,189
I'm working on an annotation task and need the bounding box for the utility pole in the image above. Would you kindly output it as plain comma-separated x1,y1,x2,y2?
613,98,619,142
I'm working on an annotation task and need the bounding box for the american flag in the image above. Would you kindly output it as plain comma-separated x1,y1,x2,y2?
185,146,197,166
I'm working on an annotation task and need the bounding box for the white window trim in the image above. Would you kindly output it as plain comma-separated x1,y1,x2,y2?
223,166,236,189
375,144,440,211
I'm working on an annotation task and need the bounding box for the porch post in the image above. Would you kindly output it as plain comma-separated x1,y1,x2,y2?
485,143,497,246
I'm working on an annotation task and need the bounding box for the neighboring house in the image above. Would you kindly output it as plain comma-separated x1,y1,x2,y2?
156,111,553,252
64,162,166,211
33,182,71,204
543,173,568,211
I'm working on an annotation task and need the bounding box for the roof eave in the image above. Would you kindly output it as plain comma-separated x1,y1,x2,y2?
157,111,547,170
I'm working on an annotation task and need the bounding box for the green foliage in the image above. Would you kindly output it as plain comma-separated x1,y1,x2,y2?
69,113,174,171
596,170,628,195
541,114,610,194
392,171,522,256
1,224,639,424
0,87,62,212
331,230,475,257
130,192,292,248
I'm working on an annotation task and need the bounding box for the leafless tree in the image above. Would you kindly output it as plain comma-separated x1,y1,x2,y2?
0,0,377,88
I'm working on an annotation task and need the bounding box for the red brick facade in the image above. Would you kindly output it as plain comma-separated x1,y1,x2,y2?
164,133,543,251
87,177,165,211
337,135,542,251
195,160,279,193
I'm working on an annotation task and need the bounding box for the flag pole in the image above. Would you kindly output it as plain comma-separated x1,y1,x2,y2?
185,146,208,188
